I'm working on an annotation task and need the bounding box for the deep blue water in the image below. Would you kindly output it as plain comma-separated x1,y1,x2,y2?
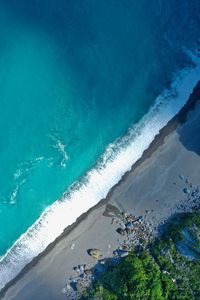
0,0,199,263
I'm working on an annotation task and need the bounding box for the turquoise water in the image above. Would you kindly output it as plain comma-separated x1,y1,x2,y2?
0,0,199,262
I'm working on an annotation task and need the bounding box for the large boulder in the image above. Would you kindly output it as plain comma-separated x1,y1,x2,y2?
88,248,102,259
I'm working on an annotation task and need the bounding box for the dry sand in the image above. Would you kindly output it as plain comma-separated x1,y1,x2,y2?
1,82,200,300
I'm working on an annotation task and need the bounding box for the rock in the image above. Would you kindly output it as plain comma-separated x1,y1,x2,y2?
70,243,75,250
179,174,184,180
120,251,129,258
61,284,72,294
183,188,190,194
122,212,128,218
84,264,90,270
66,284,71,290
121,223,126,230
99,259,106,264
122,245,130,251
162,270,170,275
126,222,134,230
126,228,132,234
84,269,92,276
88,248,102,259
111,218,115,224
79,265,84,272
117,228,126,235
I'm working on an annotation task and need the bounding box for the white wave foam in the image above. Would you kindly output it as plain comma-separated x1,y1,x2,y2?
1,52,200,290
9,179,26,205
48,135,69,168
54,140,68,168
10,156,44,205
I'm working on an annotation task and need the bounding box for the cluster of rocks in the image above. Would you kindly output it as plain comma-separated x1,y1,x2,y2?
116,212,151,251
62,263,93,299
178,175,200,212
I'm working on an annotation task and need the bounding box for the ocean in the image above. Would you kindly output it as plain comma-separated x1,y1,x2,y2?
0,0,200,288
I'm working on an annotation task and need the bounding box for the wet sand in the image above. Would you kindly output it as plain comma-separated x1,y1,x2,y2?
1,82,200,300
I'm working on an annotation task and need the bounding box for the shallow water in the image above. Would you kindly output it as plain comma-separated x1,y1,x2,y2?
0,0,200,288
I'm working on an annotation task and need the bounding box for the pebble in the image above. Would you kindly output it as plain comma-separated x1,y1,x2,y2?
121,223,126,230
111,218,115,224
73,267,78,272
99,259,106,264
70,243,75,250
179,174,184,180
126,222,134,230
66,284,71,290
79,265,84,272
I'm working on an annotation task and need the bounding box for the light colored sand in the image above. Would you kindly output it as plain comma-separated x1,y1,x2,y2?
2,102,200,300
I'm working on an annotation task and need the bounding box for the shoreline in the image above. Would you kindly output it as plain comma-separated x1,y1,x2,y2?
1,80,200,298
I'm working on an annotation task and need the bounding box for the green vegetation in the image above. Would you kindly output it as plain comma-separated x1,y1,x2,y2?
83,213,200,300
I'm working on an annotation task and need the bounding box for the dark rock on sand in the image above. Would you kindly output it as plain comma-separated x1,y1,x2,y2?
183,188,190,194
117,228,126,235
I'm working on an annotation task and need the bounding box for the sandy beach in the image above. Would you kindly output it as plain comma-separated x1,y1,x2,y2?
1,82,200,300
